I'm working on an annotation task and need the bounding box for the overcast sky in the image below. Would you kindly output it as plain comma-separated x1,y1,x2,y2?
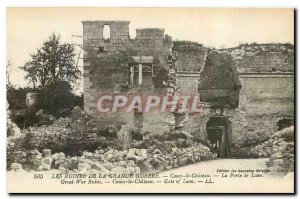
7,8,294,92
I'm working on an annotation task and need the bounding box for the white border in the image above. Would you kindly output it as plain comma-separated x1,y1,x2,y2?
1,0,299,198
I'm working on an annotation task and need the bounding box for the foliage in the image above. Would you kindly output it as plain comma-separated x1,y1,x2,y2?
20,33,81,89
7,85,38,110
7,136,26,169
7,83,83,127
10,33,83,122
173,40,205,52
38,81,83,118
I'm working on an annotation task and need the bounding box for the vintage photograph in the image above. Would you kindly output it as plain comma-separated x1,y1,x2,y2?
6,8,294,193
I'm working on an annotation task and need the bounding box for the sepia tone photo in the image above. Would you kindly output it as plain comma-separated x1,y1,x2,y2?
6,7,294,193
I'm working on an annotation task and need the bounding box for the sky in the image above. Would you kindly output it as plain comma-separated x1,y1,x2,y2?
7,7,294,92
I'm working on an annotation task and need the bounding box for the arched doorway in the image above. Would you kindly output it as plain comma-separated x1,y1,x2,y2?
206,117,232,158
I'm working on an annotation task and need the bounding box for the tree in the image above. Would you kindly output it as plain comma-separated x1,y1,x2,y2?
21,33,81,89
21,50,48,89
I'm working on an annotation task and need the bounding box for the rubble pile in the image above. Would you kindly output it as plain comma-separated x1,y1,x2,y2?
10,141,216,174
7,118,21,138
7,101,21,138
21,117,71,149
8,106,217,173
249,126,294,173
18,107,114,154
35,109,55,126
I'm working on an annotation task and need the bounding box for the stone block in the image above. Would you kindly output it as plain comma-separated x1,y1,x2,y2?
10,163,23,172
42,149,51,157
78,162,92,171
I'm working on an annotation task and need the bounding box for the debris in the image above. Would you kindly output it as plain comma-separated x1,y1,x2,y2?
35,109,55,125
117,125,132,150
249,126,294,174
38,157,53,171
78,162,92,171
10,163,23,172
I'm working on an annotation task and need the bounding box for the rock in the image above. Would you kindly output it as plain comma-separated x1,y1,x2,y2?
272,126,294,141
152,149,162,155
117,125,132,150
178,156,188,166
171,148,178,153
98,136,107,143
27,149,43,170
7,120,21,138
133,166,141,174
82,151,94,158
94,148,105,155
58,152,66,160
38,157,53,171
89,169,100,175
29,149,41,155
174,113,189,130
127,166,137,174
78,163,91,171
127,160,136,167
110,151,121,161
91,127,98,133
14,150,27,164
105,154,114,161
111,166,130,174
272,159,285,166
138,158,154,173
131,128,144,141
51,153,59,160
138,149,148,160
79,158,94,165
58,165,68,171
101,162,115,170
42,149,51,157
126,149,142,162
92,162,112,173
90,133,97,138
180,131,193,139
102,125,118,138
10,163,23,171
116,161,127,168
271,152,283,159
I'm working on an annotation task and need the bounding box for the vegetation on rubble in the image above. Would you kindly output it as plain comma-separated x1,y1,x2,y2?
7,106,217,173
173,40,205,52
7,33,83,127
248,126,294,174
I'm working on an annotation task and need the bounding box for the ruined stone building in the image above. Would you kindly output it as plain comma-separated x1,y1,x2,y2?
82,20,294,157
83,21,169,118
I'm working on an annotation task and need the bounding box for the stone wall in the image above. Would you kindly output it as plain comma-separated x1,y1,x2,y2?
175,46,207,72
83,21,294,157
184,108,288,157
82,21,172,125
222,43,294,73
176,73,200,94
181,45,294,156
174,42,206,95
239,73,294,115
237,53,294,73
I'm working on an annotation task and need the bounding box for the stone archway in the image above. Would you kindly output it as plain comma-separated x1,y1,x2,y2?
206,116,232,158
